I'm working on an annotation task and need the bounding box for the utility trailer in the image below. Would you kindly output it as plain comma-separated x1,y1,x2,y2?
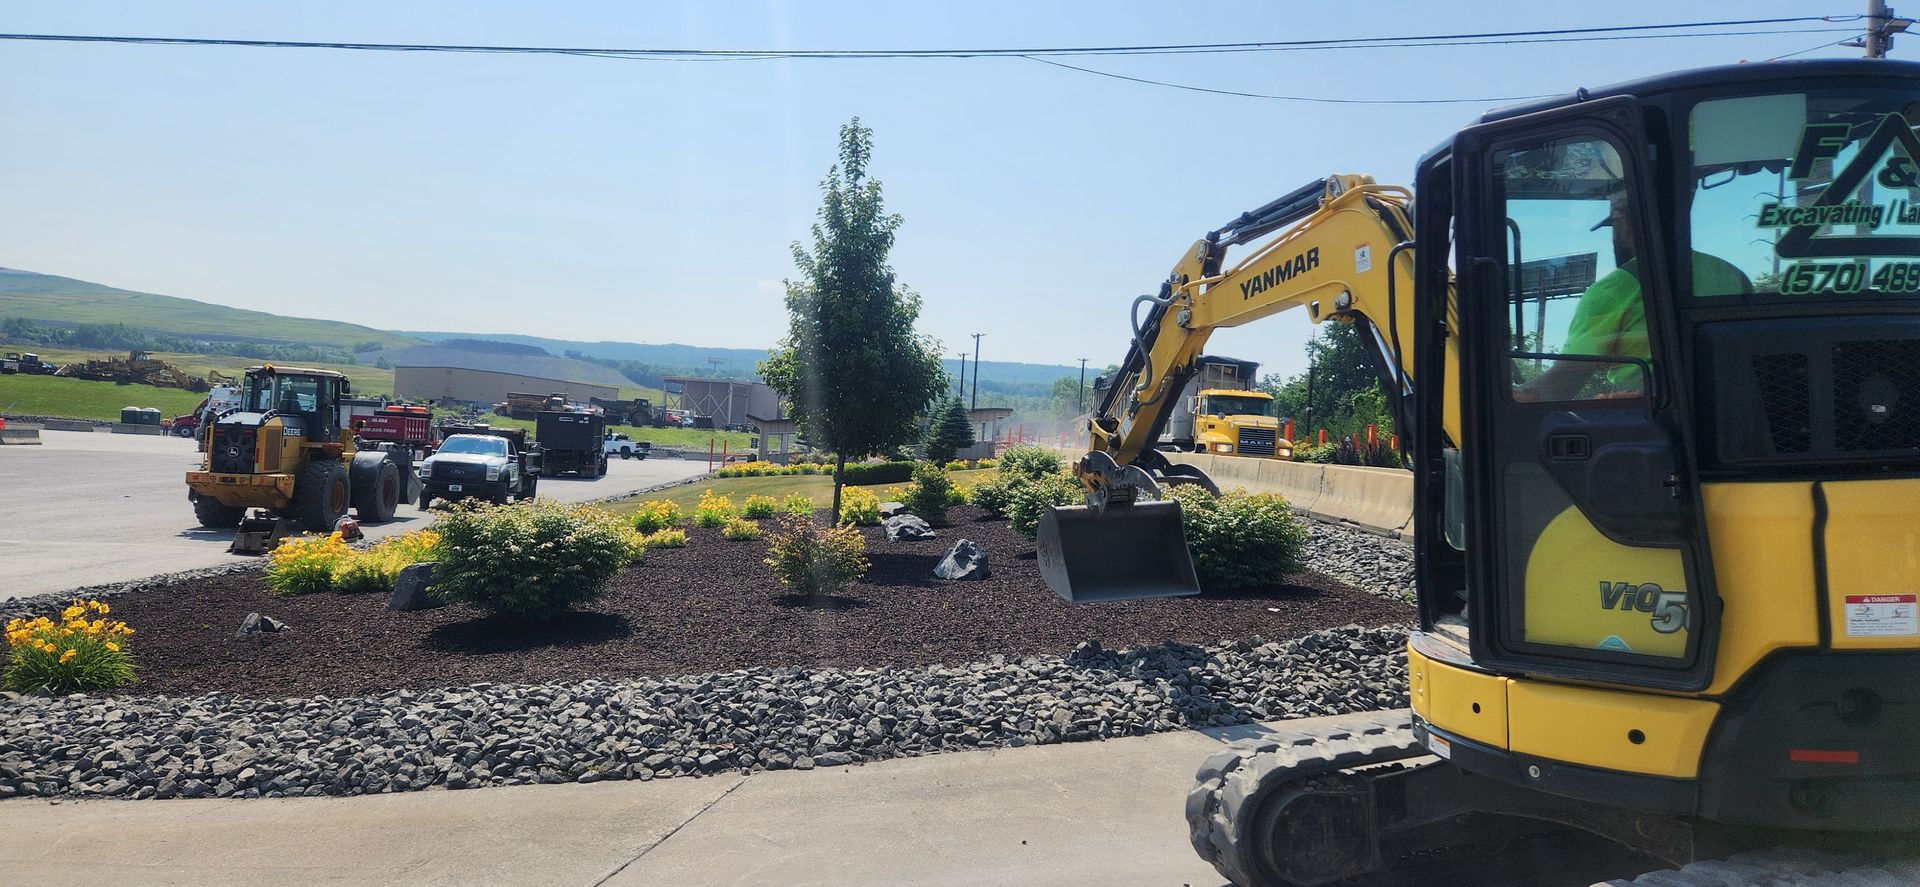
535,410,607,477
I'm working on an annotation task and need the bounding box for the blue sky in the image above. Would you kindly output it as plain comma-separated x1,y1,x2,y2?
0,1,1885,380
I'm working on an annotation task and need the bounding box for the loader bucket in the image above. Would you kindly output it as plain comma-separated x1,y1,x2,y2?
1036,499,1201,603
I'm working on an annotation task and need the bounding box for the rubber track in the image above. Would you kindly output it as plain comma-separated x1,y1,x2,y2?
1600,846,1920,887
1185,709,1425,887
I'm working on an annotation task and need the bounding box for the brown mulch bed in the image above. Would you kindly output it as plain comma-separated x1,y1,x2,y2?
109,507,1413,698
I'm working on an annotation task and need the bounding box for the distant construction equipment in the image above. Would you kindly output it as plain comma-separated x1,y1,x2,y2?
56,350,232,392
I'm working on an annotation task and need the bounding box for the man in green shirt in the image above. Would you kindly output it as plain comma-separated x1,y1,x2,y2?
1519,194,1752,401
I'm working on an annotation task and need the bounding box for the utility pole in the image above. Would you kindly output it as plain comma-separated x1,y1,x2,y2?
955,352,967,400
1860,0,1909,57
1075,357,1090,412
970,333,984,411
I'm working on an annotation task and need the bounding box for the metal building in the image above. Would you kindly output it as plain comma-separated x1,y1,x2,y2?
394,366,619,408
662,377,781,428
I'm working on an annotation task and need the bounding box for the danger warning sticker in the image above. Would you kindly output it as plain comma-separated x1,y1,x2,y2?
1843,594,1919,637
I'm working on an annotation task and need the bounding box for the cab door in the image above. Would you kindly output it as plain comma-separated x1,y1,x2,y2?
1454,97,1718,690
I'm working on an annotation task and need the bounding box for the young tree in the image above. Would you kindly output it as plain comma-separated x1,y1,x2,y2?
761,119,947,519
924,397,975,464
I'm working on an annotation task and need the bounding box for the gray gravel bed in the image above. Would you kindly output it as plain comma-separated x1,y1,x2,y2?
0,626,1408,800
1300,521,1415,603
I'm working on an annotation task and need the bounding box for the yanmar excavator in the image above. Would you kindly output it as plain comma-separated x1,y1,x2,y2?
1039,59,1920,885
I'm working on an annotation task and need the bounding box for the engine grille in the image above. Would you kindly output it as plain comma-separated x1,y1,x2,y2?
1702,317,1920,467
433,461,484,481
1237,426,1277,456
1752,353,1812,455
209,424,256,473
1833,339,1920,453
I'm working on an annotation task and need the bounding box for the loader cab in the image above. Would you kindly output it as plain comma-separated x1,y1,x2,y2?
241,365,349,444
1415,60,1920,691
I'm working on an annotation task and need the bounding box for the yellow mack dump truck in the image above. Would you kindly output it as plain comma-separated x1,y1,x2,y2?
1160,355,1290,458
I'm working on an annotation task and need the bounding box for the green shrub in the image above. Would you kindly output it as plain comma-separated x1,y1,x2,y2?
631,499,684,533
779,494,816,516
722,518,762,541
1006,472,1084,538
901,461,952,526
431,501,634,619
4,601,136,693
1169,486,1309,589
265,533,353,595
644,528,688,549
974,458,996,469
1293,443,1336,464
838,460,915,485
944,484,969,507
837,486,882,526
741,495,778,519
996,444,1062,481
764,516,870,598
969,472,1019,517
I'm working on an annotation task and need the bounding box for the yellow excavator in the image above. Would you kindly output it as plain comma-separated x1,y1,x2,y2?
1039,58,1920,885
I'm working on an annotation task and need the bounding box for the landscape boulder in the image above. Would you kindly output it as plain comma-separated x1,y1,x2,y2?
933,539,990,580
883,513,935,542
234,613,290,637
878,501,908,519
388,563,446,612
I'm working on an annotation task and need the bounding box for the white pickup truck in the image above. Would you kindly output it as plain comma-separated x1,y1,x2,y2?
603,432,651,460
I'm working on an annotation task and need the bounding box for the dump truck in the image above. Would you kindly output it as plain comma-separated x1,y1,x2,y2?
535,409,607,477
185,365,414,532
1158,355,1290,458
1044,58,1920,886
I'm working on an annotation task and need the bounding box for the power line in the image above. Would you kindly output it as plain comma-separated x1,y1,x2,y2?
1024,26,1861,105
1023,56,1549,105
0,15,1864,61
1766,33,1868,60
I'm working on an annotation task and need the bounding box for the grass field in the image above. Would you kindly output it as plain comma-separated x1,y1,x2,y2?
0,373,207,420
30,347,398,397
606,468,996,514
30,347,664,406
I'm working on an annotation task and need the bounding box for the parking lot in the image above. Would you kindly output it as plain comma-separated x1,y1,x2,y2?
0,429,710,601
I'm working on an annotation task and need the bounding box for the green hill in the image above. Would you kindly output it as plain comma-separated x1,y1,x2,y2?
0,268,417,350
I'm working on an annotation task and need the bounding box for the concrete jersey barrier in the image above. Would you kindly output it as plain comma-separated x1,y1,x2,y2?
1164,451,1414,538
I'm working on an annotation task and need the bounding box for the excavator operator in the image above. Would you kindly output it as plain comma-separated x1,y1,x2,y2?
1518,188,1752,401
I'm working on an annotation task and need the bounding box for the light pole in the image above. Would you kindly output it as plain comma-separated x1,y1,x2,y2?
956,352,967,400
1077,358,1089,411
970,333,984,411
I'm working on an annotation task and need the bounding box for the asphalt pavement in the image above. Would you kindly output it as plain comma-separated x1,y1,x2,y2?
0,428,709,601
0,716,1298,886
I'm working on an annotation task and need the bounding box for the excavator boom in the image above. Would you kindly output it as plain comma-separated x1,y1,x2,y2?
1040,174,1450,602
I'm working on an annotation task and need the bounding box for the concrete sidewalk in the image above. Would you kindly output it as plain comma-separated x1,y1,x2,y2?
0,723,1292,886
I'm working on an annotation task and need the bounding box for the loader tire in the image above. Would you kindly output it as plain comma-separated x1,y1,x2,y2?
294,460,351,532
193,495,246,529
353,458,402,523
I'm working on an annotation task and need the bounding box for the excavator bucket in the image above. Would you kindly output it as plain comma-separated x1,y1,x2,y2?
228,510,295,556
1036,500,1201,603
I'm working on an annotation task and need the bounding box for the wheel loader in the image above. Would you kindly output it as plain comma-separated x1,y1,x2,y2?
186,365,418,543
1040,58,1920,885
